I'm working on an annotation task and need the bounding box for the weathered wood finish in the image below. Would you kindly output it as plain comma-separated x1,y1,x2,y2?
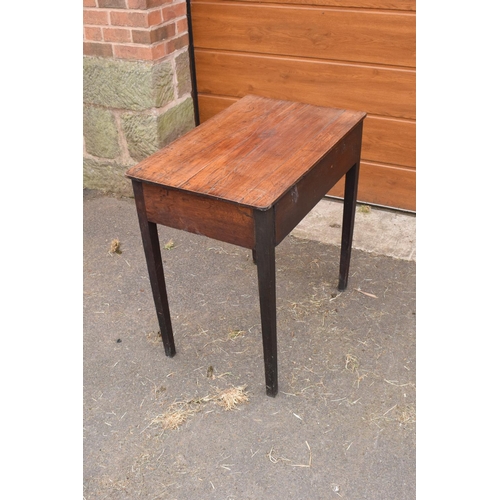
142,182,255,248
197,94,415,169
197,94,416,211
126,95,366,396
128,95,365,209
275,122,363,244
190,0,416,211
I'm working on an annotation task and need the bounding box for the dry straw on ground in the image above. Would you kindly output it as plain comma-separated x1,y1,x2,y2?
368,403,416,426
345,354,359,372
164,239,175,250
214,386,249,410
151,386,249,430
152,403,199,430
109,239,121,254
267,441,312,467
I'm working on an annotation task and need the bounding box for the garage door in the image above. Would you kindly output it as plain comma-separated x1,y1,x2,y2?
189,0,416,211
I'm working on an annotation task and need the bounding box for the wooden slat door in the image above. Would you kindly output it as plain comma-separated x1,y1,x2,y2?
189,0,416,211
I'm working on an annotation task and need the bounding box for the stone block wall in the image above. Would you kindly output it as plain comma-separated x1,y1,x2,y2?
83,0,195,196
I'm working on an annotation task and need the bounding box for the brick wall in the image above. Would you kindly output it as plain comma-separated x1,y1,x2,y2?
83,0,189,62
83,0,195,195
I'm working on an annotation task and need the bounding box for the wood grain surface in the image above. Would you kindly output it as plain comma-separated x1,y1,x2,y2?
142,182,255,248
197,94,415,169
328,161,416,210
194,50,415,120
212,0,416,10
192,2,415,67
190,0,416,210
127,95,365,210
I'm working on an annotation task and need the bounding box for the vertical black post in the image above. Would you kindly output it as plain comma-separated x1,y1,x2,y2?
132,181,176,357
338,161,360,291
185,0,200,126
254,207,278,397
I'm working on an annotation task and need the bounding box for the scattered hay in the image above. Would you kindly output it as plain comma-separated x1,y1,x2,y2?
154,385,167,397
355,288,378,299
368,403,416,426
109,239,122,254
96,475,129,493
345,354,359,372
358,204,371,214
164,239,175,250
291,441,312,468
146,330,162,344
214,386,249,410
267,446,292,464
204,366,231,380
228,329,245,340
267,441,312,467
287,285,333,319
152,403,200,430
394,404,416,425
150,385,250,430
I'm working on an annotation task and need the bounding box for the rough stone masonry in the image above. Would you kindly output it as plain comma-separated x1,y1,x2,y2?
83,50,195,196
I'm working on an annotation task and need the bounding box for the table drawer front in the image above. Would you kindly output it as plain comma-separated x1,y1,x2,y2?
143,183,255,249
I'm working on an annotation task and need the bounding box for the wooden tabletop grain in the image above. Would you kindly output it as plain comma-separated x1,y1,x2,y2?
126,95,366,209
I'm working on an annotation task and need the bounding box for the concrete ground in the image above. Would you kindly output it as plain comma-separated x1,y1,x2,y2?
83,189,416,500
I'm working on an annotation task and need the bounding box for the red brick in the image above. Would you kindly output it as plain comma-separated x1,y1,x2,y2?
127,0,148,8
84,26,103,41
131,29,150,45
113,44,154,60
84,42,113,57
103,27,132,42
84,9,109,26
174,1,186,15
165,32,189,54
176,17,187,34
110,10,149,28
147,9,163,26
127,0,171,8
132,23,175,44
151,41,167,61
83,0,97,7
150,0,173,7
98,0,126,8
161,2,185,22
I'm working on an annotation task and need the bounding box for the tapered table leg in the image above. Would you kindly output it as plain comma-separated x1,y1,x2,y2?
338,162,360,291
132,181,176,357
254,208,278,396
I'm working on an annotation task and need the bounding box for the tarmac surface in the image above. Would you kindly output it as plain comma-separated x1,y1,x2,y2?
83,189,416,500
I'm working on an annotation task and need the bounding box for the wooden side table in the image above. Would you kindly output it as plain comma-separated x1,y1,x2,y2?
126,95,366,396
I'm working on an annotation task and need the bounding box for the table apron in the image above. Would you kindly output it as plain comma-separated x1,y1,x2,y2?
142,182,255,248
275,123,363,245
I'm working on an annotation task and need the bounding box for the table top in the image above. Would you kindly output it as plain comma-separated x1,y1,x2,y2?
126,95,365,210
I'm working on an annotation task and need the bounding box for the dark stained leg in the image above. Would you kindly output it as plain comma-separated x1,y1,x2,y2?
338,162,360,291
254,208,278,397
132,180,176,357
252,249,257,264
